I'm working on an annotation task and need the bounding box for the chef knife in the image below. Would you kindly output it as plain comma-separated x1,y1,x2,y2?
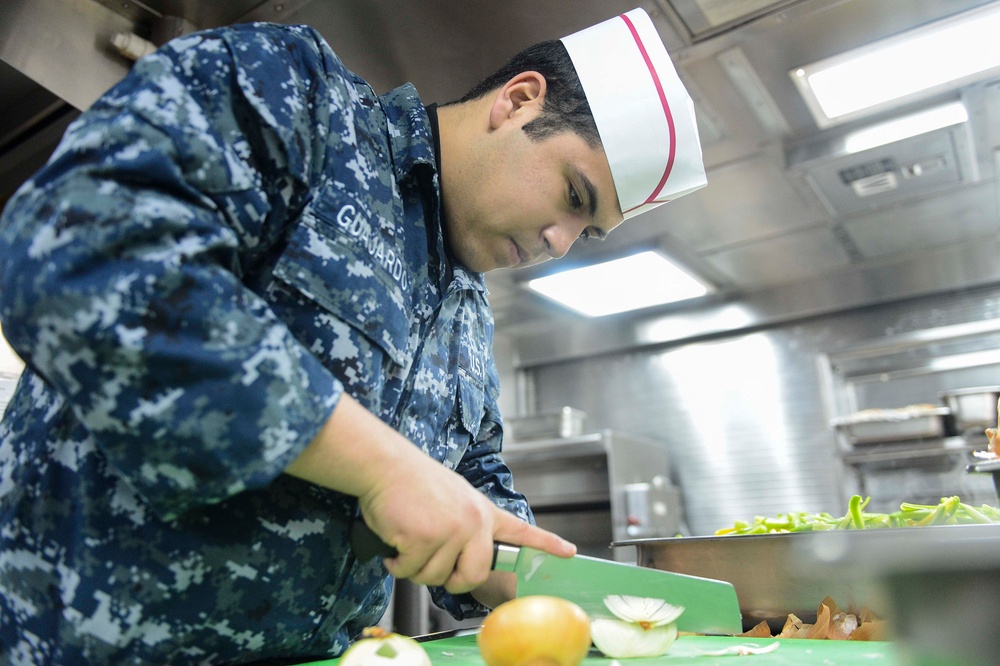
350,519,742,635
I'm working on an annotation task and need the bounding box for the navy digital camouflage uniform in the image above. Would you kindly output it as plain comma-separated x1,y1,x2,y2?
0,22,533,665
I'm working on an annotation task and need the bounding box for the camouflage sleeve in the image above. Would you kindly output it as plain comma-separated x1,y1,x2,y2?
459,348,534,522
429,354,535,619
0,24,347,520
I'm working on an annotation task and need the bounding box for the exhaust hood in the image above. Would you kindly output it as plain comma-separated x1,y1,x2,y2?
785,100,975,217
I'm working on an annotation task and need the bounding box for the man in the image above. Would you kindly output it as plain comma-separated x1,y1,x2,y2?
0,8,705,665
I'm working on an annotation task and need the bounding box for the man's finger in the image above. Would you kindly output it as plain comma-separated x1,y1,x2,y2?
442,534,494,595
380,534,438,581
396,540,466,588
492,509,577,558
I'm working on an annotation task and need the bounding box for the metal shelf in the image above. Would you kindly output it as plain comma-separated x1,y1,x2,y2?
840,437,982,475
839,436,974,466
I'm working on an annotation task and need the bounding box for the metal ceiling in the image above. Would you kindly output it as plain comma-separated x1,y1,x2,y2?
2,0,1000,341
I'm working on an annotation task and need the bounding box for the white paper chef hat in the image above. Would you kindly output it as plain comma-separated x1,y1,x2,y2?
561,8,707,219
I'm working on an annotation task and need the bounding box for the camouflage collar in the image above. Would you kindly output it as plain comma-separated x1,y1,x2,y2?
381,83,438,184
381,85,487,295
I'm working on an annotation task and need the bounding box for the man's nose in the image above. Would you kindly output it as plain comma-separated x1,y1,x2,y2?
541,222,581,260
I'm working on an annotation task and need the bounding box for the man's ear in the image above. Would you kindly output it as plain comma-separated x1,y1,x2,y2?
488,71,547,130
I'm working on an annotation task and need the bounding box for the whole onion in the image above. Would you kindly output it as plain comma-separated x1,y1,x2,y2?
477,596,592,666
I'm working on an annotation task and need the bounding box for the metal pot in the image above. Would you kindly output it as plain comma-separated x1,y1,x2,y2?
506,407,586,441
940,386,1000,433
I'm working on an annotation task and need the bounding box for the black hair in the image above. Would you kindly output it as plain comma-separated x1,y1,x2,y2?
451,40,602,149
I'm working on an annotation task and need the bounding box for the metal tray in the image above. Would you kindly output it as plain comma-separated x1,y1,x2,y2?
616,532,885,631
621,524,1000,635
830,406,953,445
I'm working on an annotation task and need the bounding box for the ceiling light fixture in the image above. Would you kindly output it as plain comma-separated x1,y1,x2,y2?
791,3,1000,128
844,100,969,154
526,250,709,317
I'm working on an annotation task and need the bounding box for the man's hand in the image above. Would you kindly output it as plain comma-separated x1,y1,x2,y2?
285,394,576,595
358,446,574,594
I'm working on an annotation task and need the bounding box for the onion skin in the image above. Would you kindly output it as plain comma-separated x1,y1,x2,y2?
477,596,592,666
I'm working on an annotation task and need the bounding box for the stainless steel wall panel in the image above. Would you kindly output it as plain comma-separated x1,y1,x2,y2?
515,285,1000,535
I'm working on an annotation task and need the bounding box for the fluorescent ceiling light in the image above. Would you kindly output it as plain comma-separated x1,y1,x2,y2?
844,101,968,154
791,3,1000,127
527,250,709,317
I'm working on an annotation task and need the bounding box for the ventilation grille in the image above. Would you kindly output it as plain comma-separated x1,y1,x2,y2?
786,124,967,217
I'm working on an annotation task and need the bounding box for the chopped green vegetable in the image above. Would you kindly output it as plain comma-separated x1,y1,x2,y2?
715,495,1000,535
847,494,867,529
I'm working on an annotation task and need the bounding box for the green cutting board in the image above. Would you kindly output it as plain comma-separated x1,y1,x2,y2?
299,632,899,665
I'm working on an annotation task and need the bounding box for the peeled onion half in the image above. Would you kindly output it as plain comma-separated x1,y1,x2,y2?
590,618,678,658
477,596,592,666
589,595,685,659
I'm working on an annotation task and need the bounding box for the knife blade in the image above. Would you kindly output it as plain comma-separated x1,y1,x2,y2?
350,519,742,634
493,543,742,634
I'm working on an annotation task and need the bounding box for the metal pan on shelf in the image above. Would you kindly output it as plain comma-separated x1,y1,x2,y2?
830,406,954,447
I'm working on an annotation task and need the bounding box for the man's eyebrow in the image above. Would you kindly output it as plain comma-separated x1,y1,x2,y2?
572,166,599,218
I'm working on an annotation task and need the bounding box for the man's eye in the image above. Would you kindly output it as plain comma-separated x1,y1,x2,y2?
568,184,583,209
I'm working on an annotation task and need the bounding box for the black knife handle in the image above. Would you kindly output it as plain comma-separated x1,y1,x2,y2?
350,518,398,561
350,518,514,568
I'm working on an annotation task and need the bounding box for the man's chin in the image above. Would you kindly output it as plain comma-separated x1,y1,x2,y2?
514,255,550,270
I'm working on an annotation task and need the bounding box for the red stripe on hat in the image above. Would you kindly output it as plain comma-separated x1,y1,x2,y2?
620,12,676,216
